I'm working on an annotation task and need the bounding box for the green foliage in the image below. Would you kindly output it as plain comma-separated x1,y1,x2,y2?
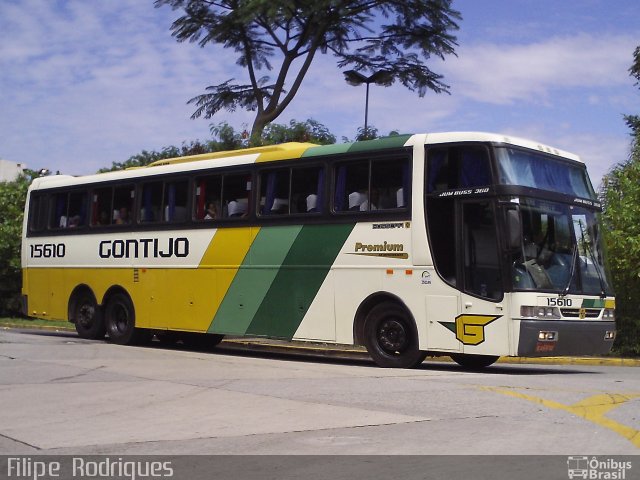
355,126,379,141
0,171,33,315
600,45,640,355
98,140,226,172
262,119,336,145
601,142,640,355
623,46,640,137
155,0,460,142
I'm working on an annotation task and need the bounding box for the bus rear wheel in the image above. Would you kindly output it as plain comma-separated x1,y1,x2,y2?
363,302,426,368
104,292,147,345
450,353,499,369
73,291,105,340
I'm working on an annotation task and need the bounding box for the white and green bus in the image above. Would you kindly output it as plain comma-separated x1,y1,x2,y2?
21,132,616,368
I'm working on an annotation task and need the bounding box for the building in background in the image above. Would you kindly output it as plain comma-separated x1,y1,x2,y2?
0,159,26,182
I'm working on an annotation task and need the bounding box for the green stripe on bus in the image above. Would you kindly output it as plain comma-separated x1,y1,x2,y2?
346,134,412,153
208,225,303,335
246,223,354,339
302,143,353,157
581,299,605,308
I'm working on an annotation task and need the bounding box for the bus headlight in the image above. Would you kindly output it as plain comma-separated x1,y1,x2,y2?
520,306,561,319
538,331,558,341
603,308,615,320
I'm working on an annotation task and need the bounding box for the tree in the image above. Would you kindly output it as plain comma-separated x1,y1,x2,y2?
100,119,336,172
623,46,640,136
600,45,640,355
262,118,336,145
98,139,230,172
155,0,460,144
0,172,33,315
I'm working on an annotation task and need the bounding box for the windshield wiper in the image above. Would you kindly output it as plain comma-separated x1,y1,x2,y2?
561,244,578,297
579,226,608,299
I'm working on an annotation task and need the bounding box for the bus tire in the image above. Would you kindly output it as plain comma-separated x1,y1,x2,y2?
72,291,105,340
450,353,499,369
104,292,146,345
363,302,426,368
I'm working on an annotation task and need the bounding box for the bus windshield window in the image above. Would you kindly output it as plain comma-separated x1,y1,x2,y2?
509,199,612,296
496,147,595,199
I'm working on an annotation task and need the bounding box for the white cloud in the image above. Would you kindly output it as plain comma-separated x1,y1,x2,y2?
445,34,637,104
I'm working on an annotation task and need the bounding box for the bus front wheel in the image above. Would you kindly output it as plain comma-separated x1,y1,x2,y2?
72,291,105,340
104,293,147,345
363,302,426,368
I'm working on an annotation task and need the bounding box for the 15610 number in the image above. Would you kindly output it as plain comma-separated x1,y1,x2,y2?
30,243,66,258
547,297,573,307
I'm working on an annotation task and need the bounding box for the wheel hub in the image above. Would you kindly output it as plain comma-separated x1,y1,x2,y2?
378,319,407,352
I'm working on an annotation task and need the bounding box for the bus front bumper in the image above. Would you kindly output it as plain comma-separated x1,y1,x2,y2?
517,319,616,357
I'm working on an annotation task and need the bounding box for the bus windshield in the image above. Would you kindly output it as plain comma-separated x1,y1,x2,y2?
496,147,595,199
508,198,613,296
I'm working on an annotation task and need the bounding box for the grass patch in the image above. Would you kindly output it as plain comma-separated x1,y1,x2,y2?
0,316,73,330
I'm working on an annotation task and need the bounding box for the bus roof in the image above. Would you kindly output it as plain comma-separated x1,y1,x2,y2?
29,132,582,190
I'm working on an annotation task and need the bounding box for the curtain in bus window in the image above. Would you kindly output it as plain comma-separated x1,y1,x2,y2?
531,156,572,193
460,149,491,188
568,168,592,198
196,180,206,219
334,165,347,211
498,149,577,195
427,150,447,193
263,172,277,214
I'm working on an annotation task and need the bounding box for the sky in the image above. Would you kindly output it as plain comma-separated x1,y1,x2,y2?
1,0,638,187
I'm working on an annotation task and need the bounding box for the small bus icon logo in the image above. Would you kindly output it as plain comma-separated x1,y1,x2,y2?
567,456,589,479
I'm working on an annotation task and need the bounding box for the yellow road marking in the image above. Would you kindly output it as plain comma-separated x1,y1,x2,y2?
482,386,640,448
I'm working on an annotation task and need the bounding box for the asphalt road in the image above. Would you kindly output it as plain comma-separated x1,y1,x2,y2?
1,329,639,457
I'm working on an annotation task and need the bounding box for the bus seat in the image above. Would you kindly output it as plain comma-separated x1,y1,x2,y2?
228,200,247,217
348,192,366,210
306,194,317,212
396,188,404,208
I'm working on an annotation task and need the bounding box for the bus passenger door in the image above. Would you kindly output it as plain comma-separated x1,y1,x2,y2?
458,201,509,356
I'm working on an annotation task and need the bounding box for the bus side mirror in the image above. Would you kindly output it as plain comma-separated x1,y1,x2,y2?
506,209,522,250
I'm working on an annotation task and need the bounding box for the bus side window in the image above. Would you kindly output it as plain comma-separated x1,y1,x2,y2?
163,181,188,223
51,192,69,228
113,185,135,225
29,194,49,232
140,182,162,223
92,187,113,226
292,165,323,214
222,172,251,218
334,161,368,212
371,158,410,210
68,191,87,227
259,168,290,215
194,175,222,220
427,146,491,192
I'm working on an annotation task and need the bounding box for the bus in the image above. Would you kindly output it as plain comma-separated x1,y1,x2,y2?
20,132,616,368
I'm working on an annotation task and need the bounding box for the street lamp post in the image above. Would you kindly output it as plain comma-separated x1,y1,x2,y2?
343,70,393,138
